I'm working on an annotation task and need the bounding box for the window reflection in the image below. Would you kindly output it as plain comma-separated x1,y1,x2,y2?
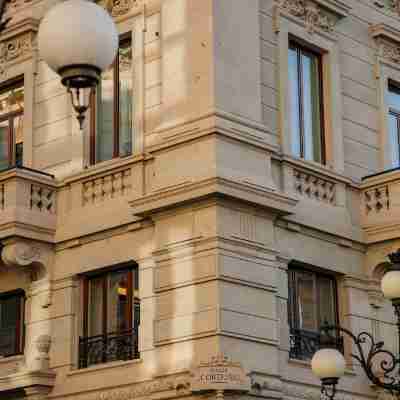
93,38,133,164
387,82,400,167
0,82,24,170
288,41,324,164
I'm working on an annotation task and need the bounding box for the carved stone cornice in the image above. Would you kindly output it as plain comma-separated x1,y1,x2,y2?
274,0,351,34
370,23,400,66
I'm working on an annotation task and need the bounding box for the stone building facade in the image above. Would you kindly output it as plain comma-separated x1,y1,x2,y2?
0,0,398,400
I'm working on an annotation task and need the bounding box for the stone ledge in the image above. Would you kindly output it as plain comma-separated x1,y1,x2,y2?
0,370,55,394
129,177,298,218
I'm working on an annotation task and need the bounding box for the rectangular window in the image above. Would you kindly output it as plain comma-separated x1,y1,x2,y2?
0,290,24,357
288,264,340,360
79,263,140,369
288,41,324,164
0,79,24,171
387,82,400,167
90,37,133,165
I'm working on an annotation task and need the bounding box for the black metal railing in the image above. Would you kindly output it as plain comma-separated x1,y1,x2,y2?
289,328,344,361
79,328,139,369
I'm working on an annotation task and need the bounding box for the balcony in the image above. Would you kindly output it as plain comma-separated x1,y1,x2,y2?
78,329,139,369
361,168,400,244
0,166,57,242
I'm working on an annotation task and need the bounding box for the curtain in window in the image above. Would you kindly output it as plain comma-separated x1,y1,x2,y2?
88,277,104,337
0,121,9,171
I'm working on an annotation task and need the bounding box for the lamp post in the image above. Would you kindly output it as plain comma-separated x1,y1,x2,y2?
312,250,400,399
37,0,119,128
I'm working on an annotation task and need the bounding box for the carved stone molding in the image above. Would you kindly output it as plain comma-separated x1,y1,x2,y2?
370,23,400,65
364,185,390,214
0,18,39,76
81,375,192,400
274,0,351,34
294,169,336,204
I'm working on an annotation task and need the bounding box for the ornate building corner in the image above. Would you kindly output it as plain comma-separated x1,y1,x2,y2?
273,0,351,35
0,17,38,75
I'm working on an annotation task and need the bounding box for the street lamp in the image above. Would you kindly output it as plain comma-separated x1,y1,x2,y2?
37,0,118,128
312,250,400,399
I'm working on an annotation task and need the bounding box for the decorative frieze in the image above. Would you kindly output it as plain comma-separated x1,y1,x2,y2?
276,0,334,33
82,169,132,205
293,170,336,204
31,184,56,213
274,0,350,34
370,24,400,65
364,186,390,214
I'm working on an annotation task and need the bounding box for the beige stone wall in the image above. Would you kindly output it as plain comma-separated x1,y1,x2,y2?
1,1,400,400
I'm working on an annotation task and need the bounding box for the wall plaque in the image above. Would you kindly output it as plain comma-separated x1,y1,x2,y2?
191,354,251,392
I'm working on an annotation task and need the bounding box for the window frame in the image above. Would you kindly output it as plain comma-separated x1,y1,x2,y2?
0,77,24,169
387,80,400,167
288,39,326,165
0,289,25,357
82,262,139,339
89,35,133,166
288,263,339,333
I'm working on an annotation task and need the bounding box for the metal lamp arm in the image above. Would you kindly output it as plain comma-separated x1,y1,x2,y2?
321,325,400,393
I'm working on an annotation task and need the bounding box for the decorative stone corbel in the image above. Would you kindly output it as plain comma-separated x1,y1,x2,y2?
2,241,41,269
370,23,400,68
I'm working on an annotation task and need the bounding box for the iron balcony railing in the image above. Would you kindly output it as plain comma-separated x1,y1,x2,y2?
289,328,344,361
79,328,139,369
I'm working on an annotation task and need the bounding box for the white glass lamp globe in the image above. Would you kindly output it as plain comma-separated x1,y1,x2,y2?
311,348,346,380
381,270,400,300
38,0,118,88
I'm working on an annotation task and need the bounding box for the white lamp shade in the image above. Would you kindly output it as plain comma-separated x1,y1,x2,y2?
311,348,346,380
381,270,400,300
38,0,118,73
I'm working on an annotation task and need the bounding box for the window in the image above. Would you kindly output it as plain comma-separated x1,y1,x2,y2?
0,290,25,357
288,41,324,164
387,82,400,167
288,264,340,360
90,37,133,165
0,79,24,171
79,263,140,368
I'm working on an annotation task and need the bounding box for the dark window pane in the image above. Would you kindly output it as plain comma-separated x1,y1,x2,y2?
119,40,133,157
0,121,9,171
0,294,23,356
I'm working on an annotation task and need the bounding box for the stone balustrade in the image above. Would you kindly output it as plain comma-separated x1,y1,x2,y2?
361,168,400,244
0,167,57,242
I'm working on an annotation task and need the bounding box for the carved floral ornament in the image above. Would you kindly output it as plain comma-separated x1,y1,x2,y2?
97,0,143,18
275,0,336,34
0,31,36,75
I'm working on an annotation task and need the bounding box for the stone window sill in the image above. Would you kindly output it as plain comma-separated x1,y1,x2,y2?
288,357,356,376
